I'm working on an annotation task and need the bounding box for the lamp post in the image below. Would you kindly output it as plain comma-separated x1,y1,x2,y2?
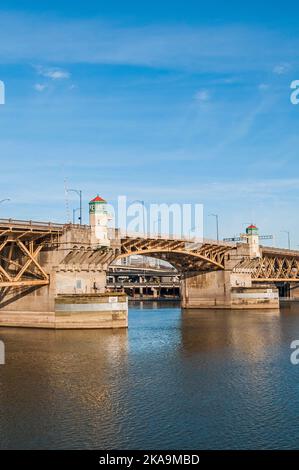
68,189,82,225
72,207,80,225
281,230,291,250
209,213,219,242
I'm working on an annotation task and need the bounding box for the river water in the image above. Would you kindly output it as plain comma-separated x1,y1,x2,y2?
0,301,299,449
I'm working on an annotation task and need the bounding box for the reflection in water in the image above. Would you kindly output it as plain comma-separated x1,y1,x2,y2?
181,308,281,357
1,303,299,449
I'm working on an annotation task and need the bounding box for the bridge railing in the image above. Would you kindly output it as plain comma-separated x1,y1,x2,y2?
116,229,236,247
0,218,92,232
0,218,65,231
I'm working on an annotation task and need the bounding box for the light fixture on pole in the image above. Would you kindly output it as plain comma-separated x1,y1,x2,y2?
68,189,82,225
281,230,291,250
72,207,80,225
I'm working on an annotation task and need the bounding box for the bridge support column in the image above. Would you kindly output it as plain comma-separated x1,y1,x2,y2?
181,270,279,310
181,270,231,309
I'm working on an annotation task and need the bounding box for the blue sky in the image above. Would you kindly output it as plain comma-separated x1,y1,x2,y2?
0,1,299,246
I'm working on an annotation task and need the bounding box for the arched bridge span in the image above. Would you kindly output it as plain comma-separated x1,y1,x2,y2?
116,236,234,273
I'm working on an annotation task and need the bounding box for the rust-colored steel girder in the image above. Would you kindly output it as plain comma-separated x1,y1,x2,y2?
0,220,62,288
234,248,299,282
117,236,233,273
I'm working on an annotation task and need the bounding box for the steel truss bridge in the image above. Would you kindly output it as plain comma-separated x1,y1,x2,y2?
0,219,63,288
234,246,299,282
118,235,233,272
1,220,299,290
117,236,299,283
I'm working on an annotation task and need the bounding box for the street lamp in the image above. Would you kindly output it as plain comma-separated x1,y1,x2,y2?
281,230,291,250
72,207,80,225
68,189,82,225
209,213,219,242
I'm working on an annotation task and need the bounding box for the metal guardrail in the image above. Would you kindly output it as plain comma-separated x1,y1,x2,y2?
0,218,65,229
0,218,90,231
261,245,299,255
118,230,236,247
0,220,239,247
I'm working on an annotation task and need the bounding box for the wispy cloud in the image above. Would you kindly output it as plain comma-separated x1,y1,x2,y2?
35,65,70,80
34,83,47,92
194,89,210,102
258,83,269,90
273,63,291,75
0,12,297,73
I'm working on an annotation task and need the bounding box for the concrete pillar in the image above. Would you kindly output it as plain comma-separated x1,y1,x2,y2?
181,269,279,310
181,244,279,310
181,270,232,309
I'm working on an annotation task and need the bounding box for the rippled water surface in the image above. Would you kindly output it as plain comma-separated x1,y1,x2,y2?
1,301,299,449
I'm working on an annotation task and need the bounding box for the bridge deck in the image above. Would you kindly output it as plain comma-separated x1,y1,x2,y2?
0,218,64,234
261,246,299,256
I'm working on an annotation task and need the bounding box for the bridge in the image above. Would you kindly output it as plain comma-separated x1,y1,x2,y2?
118,234,233,273
2,220,299,287
0,219,63,288
116,234,299,285
1,217,299,327
234,246,299,282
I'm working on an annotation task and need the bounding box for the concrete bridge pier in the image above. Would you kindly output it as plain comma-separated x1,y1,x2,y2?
181,270,231,309
181,244,280,310
181,270,279,309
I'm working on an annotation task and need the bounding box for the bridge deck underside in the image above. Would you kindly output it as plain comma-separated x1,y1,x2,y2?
119,237,232,273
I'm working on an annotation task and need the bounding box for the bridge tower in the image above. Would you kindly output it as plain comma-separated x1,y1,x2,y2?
89,195,111,247
245,224,261,259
